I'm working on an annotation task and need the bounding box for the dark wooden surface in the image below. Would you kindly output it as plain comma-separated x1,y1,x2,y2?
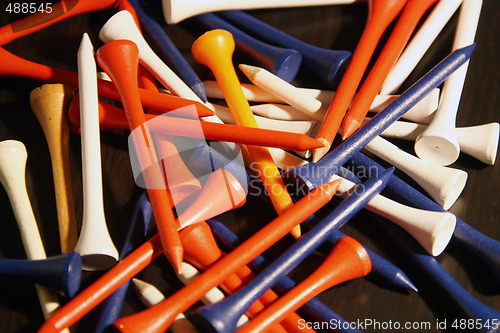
0,1,498,332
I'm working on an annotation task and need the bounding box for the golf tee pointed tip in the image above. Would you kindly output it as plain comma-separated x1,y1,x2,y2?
290,225,301,239
192,81,208,103
166,246,184,275
317,178,343,198
341,117,361,140
238,63,259,78
296,135,325,151
312,139,331,163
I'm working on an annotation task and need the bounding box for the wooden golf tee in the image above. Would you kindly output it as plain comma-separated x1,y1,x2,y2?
347,152,500,283
0,0,117,46
0,46,214,118
67,96,323,151
29,83,78,254
95,39,183,273
332,168,456,256
179,221,305,333
37,182,336,333
191,13,302,83
342,0,439,139
217,10,352,87
92,192,153,333
128,34,204,211
287,44,476,192
313,0,407,162
238,237,372,333
123,31,204,211
0,252,81,298
191,29,301,238
190,169,390,333
37,232,163,333
75,33,119,270
0,140,68,331
376,216,500,332
112,66,199,215
380,0,464,94
110,181,340,333
127,0,207,102
132,278,202,333
414,0,483,165
364,136,467,209
207,218,376,330
162,0,357,24
204,80,439,123
376,119,499,165
99,10,203,103
177,169,246,229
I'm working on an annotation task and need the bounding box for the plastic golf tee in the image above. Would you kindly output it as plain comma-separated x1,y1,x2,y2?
190,169,391,333
191,29,301,238
178,221,304,332
414,0,483,165
127,0,207,102
0,140,68,331
217,10,352,87
190,13,302,83
207,218,369,332
312,0,408,162
67,95,323,151
0,252,81,298
95,39,183,273
286,44,475,191
0,0,117,46
238,237,371,332
110,181,340,333
162,0,357,24
342,0,439,139
0,46,214,118
74,33,119,270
